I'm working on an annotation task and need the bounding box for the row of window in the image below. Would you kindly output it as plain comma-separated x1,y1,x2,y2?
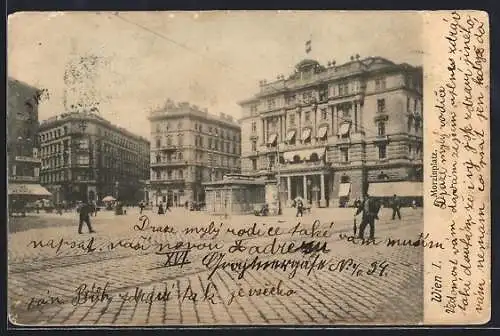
249,142,422,170
98,127,147,152
40,122,148,152
257,78,392,112
251,115,421,149
155,121,240,142
252,97,420,136
154,151,184,163
9,164,38,177
40,126,69,142
153,169,185,180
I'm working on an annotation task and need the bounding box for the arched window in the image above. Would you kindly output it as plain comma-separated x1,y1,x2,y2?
310,153,319,162
293,155,301,163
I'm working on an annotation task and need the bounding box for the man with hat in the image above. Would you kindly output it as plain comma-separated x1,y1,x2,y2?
354,193,380,240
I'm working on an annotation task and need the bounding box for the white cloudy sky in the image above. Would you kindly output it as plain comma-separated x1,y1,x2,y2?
8,11,423,138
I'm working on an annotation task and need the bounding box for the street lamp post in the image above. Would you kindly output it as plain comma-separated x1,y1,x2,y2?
115,181,119,200
307,178,312,205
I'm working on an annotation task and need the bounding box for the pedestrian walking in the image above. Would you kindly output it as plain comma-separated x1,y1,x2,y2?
157,202,165,215
78,201,96,234
354,194,380,240
92,200,98,216
139,201,145,215
296,198,304,217
391,194,402,220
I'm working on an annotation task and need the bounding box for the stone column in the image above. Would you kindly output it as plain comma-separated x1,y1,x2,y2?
335,105,340,135
287,176,292,204
280,115,284,142
262,119,265,145
331,105,335,136
320,173,326,207
358,101,363,134
303,175,308,200
354,102,358,132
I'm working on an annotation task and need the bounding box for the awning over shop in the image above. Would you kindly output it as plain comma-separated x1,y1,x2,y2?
8,183,52,197
283,148,326,162
286,130,296,142
318,126,328,139
339,122,351,136
338,183,351,197
301,128,311,141
368,182,423,197
267,133,278,145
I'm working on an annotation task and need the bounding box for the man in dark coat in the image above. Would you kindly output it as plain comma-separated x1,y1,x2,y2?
391,194,402,220
296,198,304,217
354,194,380,240
78,201,96,234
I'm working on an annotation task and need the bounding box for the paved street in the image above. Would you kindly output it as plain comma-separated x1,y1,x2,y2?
8,207,424,326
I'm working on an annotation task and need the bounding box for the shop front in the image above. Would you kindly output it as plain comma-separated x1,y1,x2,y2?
8,183,52,216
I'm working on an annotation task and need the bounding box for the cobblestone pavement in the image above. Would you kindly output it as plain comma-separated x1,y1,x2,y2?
8,207,424,326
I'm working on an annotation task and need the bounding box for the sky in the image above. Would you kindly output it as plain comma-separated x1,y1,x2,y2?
8,11,423,138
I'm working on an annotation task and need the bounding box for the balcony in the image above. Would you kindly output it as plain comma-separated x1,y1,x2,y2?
151,160,188,167
155,145,178,151
15,156,42,164
279,160,328,172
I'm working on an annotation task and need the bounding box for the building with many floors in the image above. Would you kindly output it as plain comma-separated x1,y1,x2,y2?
38,111,150,204
148,100,241,206
7,78,52,208
238,56,423,208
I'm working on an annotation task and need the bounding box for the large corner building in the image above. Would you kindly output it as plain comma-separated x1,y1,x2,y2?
148,100,241,206
38,111,150,204
239,57,423,207
7,78,51,205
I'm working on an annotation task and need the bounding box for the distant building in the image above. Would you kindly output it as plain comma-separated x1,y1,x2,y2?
38,111,150,205
7,78,51,212
148,100,241,207
239,57,423,208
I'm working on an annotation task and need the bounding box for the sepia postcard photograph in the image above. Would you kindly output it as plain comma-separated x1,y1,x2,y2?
7,10,490,326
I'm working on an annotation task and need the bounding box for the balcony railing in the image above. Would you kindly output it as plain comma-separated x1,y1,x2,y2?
373,135,389,142
279,160,327,171
151,160,188,167
150,177,185,183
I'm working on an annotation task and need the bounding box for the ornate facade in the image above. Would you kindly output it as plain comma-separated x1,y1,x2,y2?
148,100,241,206
38,111,150,204
239,57,423,207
